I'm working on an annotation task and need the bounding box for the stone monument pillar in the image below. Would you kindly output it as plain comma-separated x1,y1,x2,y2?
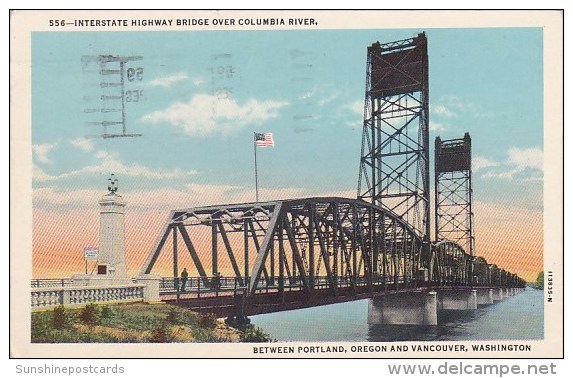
73,174,132,286
98,185,127,277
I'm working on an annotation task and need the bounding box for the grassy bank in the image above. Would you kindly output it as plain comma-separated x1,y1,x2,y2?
32,302,272,343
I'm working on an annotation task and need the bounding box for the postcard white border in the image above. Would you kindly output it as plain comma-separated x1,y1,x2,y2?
10,9,563,358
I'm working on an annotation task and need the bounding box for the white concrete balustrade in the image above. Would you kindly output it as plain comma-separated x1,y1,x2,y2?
31,284,145,311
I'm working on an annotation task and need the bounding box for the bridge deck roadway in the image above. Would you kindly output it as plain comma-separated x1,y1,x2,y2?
161,284,499,318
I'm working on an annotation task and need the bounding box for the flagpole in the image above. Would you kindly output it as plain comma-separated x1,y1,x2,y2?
254,132,259,202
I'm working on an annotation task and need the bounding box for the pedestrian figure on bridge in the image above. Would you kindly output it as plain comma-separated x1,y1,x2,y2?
180,268,188,292
213,272,222,291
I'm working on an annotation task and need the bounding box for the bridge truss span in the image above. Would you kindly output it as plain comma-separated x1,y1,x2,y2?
430,241,526,289
140,197,428,298
430,240,471,287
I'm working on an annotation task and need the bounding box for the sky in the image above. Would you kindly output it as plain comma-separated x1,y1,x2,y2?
31,27,544,281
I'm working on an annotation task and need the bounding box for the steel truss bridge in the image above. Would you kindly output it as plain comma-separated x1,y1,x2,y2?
141,196,524,317
140,33,525,319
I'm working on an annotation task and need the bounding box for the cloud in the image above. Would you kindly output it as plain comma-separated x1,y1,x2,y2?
429,121,447,132
299,90,314,100
317,92,340,107
480,147,543,181
346,100,364,117
473,156,499,172
481,168,522,180
70,137,94,152
32,143,56,164
141,94,287,136
33,164,53,181
33,183,307,211
474,200,542,223
148,72,189,87
507,147,543,171
178,184,306,208
433,95,493,119
191,77,205,86
33,151,197,182
440,95,470,111
33,187,102,208
432,104,455,118
95,150,111,159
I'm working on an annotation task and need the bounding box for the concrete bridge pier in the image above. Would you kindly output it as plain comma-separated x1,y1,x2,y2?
504,288,515,297
492,288,504,301
437,289,477,311
368,291,438,326
476,288,494,305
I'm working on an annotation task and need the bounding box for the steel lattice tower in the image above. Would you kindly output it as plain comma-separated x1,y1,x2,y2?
434,133,474,260
357,33,431,245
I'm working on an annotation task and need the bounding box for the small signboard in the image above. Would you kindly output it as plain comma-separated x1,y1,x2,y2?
84,247,99,260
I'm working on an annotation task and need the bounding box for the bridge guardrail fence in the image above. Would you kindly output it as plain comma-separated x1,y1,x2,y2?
30,284,146,311
30,279,75,288
158,274,416,297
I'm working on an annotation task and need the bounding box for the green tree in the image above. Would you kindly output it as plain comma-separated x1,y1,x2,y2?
79,303,101,325
52,305,71,329
534,271,544,290
240,326,274,342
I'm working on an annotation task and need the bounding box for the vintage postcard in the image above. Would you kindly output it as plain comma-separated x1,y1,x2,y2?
10,10,563,358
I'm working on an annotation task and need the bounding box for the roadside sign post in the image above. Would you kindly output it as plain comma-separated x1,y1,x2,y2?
84,247,99,274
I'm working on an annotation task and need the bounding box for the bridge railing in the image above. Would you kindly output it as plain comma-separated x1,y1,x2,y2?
31,284,145,311
30,279,75,288
159,274,411,297
30,278,140,288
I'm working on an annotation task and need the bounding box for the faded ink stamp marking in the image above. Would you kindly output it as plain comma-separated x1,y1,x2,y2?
210,53,235,119
82,54,144,138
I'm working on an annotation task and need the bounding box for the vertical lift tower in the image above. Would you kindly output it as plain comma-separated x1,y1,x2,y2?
357,33,431,274
434,133,475,284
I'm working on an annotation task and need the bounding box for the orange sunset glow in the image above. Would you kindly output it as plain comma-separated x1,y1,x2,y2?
32,195,544,282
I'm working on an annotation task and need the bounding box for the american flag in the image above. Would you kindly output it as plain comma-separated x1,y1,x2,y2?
254,132,274,147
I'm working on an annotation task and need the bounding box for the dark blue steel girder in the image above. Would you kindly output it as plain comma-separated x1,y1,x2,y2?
140,196,525,302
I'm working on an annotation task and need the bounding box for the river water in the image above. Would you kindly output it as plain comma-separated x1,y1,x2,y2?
250,287,543,342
